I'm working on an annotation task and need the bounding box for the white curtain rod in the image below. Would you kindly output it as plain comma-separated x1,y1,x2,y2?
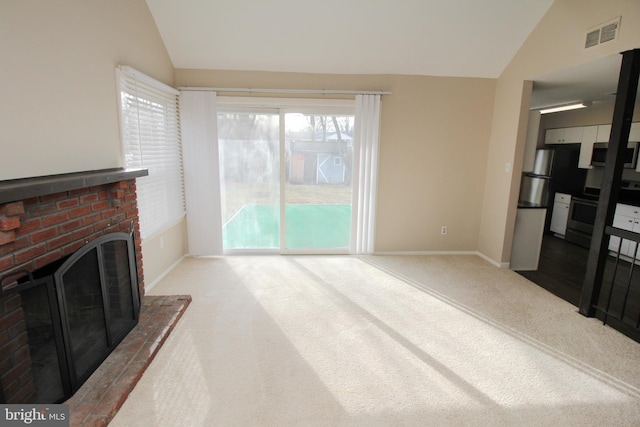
178,86,391,96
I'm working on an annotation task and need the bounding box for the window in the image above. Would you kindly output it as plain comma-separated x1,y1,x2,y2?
116,66,185,239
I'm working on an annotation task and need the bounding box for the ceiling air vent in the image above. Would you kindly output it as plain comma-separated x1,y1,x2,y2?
585,16,621,49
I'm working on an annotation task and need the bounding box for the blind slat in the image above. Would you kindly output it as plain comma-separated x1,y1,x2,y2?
117,66,185,239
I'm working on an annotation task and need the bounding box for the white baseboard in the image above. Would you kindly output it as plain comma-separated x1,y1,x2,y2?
372,250,509,269
144,255,187,293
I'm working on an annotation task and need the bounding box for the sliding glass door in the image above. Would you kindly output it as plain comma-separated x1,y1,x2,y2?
284,113,353,251
218,101,354,253
218,111,280,250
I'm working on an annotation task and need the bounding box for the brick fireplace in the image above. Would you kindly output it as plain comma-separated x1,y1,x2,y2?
0,168,147,404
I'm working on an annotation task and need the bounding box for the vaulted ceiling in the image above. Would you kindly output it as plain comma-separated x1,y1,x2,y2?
145,0,554,78
146,1,632,110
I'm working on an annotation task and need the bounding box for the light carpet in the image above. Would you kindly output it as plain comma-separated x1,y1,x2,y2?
109,255,640,426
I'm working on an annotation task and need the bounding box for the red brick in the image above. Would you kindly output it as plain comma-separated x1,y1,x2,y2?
0,202,24,217
7,377,35,404
62,240,84,257
33,249,62,270
1,295,21,315
48,233,73,251
94,219,112,232
98,191,110,200
0,230,16,246
43,211,70,227
81,212,102,226
0,216,20,231
69,187,91,196
26,202,56,217
56,198,79,210
70,205,92,219
80,193,100,205
92,200,110,211
117,201,133,212
125,209,139,219
90,384,130,420
58,219,82,234
101,208,117,219
14,243,46,265
15,218,42,236
110,214,125,225
72,225,94,241
30,227,58,244
0,320,25,350
0,236,29,257
41,192,68,202
110,190,125,199
84,232,103,245
0,254,13,272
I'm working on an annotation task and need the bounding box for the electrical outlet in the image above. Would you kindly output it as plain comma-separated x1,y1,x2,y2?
441,226,447,235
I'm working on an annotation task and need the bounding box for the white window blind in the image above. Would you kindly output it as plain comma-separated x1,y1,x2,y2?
116,66,185,239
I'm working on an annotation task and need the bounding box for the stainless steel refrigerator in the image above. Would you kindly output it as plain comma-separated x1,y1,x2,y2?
518,149,554,207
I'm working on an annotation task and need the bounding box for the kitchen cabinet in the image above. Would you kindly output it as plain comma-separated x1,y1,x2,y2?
595,123,640,143
550,193,571,236
545,126,584,144
596,124,611,142
631,122,640,141
609,204,640,259
578,126,597,169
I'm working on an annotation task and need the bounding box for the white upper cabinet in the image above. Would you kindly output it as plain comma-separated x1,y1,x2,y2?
578,126,597,169
544,126,584,144
596,124,611,142
596,123,640,143
630,122,640,141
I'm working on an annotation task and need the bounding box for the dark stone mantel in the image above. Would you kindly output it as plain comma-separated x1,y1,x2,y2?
0,168,148,204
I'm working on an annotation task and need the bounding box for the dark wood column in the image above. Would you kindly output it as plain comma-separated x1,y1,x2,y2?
579,49,640,316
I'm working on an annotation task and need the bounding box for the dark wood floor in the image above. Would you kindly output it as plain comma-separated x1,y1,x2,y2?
518,234,640,342
518,234,587,306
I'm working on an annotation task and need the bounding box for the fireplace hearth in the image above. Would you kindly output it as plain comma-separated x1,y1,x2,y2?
0,168,147,404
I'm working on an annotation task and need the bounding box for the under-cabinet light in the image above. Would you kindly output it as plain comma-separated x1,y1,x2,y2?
539,102,590,114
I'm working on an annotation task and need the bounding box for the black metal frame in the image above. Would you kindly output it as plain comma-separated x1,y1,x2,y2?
54,232,140,392
580,49,640,317
0,271,72,403
0,231,140,402
593,226,640,333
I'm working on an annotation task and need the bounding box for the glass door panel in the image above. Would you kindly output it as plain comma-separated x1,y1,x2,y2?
218,112,280,250
284,113,354,250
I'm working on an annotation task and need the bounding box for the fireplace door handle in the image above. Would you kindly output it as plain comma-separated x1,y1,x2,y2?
0,270,35,296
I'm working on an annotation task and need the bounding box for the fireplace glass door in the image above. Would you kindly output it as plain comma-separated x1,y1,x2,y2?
57,247,110,385
55,232,140,392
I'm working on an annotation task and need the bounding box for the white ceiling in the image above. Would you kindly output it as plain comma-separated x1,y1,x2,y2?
530,54,624,110
145,0,631,111
145,0,554,78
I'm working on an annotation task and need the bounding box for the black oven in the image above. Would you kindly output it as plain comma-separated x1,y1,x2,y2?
565,197,598,248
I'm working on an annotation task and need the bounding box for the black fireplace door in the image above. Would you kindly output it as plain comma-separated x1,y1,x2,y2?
54,232,140,391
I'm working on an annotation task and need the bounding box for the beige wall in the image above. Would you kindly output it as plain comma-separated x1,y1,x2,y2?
480,0,640,265
176,70,496,253
1,1,187,285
